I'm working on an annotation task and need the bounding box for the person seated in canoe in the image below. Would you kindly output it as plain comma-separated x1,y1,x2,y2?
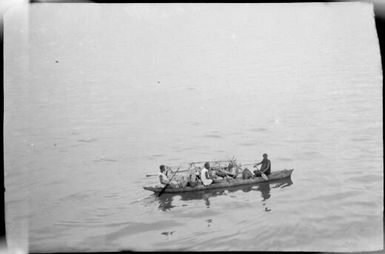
186,167,200,187
159,165,179,188
223,162,239,178
253,153,271,177
215,162,236,178
206,163,220,180
163,165,175,178
200,162,215,186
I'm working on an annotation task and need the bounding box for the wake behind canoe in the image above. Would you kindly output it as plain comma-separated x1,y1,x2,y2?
144,168,294,194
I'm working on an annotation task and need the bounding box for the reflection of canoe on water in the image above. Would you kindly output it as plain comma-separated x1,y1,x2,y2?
143,169,294,194
155,177,294,211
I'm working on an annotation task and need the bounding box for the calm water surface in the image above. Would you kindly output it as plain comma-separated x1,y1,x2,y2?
4,3,383,252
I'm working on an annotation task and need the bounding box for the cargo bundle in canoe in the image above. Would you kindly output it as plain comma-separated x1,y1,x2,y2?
143,168,294,194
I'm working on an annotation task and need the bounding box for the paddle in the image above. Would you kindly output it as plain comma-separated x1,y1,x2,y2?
158,165,182,197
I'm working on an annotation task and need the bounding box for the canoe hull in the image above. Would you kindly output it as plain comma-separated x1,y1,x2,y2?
144,168,294,193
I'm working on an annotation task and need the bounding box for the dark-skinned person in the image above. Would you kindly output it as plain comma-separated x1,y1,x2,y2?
200,162,215,186
253,153,271,177
158,165,179,188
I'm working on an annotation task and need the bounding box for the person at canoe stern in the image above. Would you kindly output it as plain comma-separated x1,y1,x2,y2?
253,153,271,177
159,165,179,188
200,162,214,186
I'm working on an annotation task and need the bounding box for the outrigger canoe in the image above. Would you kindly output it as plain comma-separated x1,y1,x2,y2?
143,168,294,194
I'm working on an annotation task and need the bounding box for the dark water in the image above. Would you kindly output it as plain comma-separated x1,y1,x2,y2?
4,3,383,252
